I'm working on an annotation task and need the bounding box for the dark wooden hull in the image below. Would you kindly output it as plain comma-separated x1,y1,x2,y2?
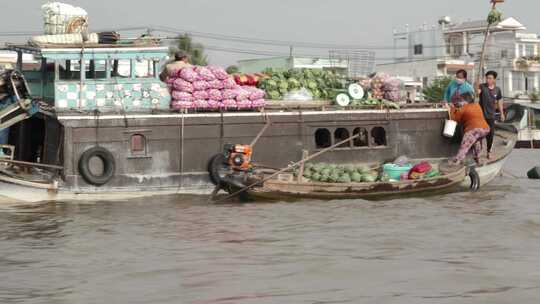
246,167,467,201
1,106,519,200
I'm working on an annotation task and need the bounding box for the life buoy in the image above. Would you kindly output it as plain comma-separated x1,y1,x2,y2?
78,146,116,186
468,167,480,192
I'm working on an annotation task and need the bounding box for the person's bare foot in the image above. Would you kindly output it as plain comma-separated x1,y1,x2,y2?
487,152,492,160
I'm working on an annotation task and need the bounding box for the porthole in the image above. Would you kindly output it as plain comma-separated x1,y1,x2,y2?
315,129,332,149
371,127,387,146
131,134,146,153
334,128,351,148
353,128,369,147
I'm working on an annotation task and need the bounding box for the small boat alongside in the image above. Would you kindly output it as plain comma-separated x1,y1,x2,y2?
213,126,516,202
245,162,468,201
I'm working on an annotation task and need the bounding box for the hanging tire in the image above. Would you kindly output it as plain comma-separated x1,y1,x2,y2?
207,153,228,186
468,167,480,192
78,146,116,186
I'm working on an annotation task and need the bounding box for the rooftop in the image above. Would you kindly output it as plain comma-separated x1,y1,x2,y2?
444,17,526,34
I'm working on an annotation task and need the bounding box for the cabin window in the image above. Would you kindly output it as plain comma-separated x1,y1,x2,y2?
130,134,146,154
112,59,132,78
58,60,81,80
135,60,156,78
86,60,109,79
315,129,332,149
334,128,351,148
353,128,369,147
371,127,387,147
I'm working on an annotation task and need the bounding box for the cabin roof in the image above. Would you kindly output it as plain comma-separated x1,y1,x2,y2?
4,44,170,60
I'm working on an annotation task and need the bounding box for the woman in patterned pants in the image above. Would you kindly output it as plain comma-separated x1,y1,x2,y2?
449,93,491,165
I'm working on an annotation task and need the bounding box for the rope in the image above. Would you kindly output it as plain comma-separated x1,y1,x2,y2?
176,111,185,193
93,109,100,147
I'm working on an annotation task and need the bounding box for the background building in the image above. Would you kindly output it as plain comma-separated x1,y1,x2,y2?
377,16,539,98
237,51,376,78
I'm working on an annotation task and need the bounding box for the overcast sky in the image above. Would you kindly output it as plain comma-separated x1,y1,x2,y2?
1,0,539,66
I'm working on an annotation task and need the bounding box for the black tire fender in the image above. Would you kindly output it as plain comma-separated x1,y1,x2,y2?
468,167,480,192
208,153,227,186
78,146,116,186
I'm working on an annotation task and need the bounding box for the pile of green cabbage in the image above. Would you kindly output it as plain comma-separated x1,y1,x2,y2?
301,163,379,183
258,68,344,100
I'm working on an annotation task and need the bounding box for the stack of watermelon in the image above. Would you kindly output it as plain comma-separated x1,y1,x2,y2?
168,66,266,111
301,163,379,184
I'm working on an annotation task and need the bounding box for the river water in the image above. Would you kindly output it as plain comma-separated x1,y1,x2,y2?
1,150,540,304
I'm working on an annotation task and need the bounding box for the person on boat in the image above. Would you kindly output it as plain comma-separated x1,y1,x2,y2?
444,70,475,105
448,92,490,165
478,71,505,160
159,51,191,82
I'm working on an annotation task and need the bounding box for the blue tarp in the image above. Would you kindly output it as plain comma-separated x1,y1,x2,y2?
0,96,15,147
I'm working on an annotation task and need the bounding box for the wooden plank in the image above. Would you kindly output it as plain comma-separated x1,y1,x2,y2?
0,174,57,190
1,159,63,170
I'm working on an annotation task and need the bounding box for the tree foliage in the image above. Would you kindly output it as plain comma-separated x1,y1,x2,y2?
175,34,208,66
422,76,452,103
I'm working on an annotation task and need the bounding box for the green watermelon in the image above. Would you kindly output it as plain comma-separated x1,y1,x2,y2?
338,173,352,183
363,174,377,183
351,172,362,183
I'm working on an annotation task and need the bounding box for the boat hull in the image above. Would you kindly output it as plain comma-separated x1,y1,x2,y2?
246,167,467,201
0,112,519,203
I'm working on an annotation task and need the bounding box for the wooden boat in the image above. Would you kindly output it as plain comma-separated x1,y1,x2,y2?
246,163,468,201
221,126,517,202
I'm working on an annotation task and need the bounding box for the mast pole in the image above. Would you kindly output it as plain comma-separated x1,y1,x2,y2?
476,0,504,91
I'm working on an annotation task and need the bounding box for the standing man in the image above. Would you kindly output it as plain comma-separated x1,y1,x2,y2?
444,69,475,105
159,51,191,82
479,71,505,159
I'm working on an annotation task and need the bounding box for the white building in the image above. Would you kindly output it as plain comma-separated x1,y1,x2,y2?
377,16,539,98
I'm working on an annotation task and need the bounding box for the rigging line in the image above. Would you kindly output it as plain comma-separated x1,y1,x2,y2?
160,37,511,59
154,25,518,50
164,41,510,64
159,37,516,57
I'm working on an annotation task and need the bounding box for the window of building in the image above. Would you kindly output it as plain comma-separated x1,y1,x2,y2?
512,71,525,92
130,134,146,154
371,127,387,146
315,129,332,149
353,128,369,147
334,128,351,148
501,49,508,59
525,44,536,57
414,44,423,55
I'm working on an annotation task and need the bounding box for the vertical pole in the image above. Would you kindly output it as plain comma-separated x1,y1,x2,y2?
476,1,499,92
41,57,47,99
16,51,23,71
297,150,309,182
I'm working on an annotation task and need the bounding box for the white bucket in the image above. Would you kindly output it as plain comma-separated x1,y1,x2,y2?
443,119,458,138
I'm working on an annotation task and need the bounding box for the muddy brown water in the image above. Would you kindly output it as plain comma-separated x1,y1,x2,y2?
1,150,540,304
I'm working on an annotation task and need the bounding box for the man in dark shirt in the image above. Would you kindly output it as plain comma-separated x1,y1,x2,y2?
479,71,505,159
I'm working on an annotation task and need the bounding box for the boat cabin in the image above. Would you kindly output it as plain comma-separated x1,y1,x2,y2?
5,44,171,112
